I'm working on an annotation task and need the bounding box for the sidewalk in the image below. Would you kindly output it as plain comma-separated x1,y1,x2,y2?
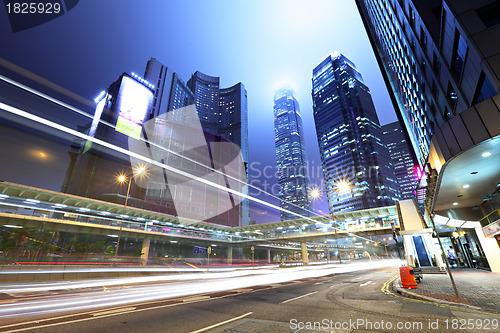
392,268,500,313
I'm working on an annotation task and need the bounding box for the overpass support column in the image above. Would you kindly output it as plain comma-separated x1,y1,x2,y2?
267,249,271,263
141,238,151,266
301,242,309,265
227,246,233,265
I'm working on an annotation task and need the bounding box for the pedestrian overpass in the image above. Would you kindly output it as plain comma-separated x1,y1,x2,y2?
0,181,401,262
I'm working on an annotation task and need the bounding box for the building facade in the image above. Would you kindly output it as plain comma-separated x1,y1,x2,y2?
382,121,419,199
355,0,500,168
312,52,399,213
273,87,312,220
187,71,250,225
356,0,500,272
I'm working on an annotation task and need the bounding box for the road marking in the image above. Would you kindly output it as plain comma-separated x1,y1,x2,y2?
380,274,500,317
185,262,199,270
360,281,374,287
91,307,136,316
182,296,211,302
190,312,253,333
281,291,318,304
314,281,325,285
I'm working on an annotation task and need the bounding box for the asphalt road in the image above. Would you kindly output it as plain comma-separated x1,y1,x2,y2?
0,266,498,332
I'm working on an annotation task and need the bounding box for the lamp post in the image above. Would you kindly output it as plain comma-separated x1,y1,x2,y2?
116,167,146,257
310,181,351,264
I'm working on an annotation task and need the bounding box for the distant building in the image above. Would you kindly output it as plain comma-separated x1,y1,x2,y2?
143,58,168,119
186,71,249,226
312,52,399,213
187,71,248,164
382,121,418,199
273,87,312,220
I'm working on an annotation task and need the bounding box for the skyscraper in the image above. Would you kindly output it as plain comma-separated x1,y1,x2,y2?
143,58,167,119
382,121,418,199
356,0,500,272
187,71,249,225
273,87,312,220
312,52,399,213
355,0,500,168
187,71,248,163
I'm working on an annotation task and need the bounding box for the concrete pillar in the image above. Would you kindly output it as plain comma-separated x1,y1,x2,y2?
475,227,500,273
267,249,271,263
227,246,233,265
141,238,151,265
301,242,309,265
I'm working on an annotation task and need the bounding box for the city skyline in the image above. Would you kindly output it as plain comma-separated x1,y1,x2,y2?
0,0,399,220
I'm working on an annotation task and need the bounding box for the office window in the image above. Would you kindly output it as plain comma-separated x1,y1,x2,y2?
432,53,440,77
451,29,467,79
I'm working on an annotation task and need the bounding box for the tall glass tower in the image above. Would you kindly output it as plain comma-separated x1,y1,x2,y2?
187,71,249,226
312,52,399,213
273,87,312,220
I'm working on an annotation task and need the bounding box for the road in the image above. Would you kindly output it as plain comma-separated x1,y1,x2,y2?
0,262,498,332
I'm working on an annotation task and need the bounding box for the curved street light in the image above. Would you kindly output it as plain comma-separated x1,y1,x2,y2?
115,166,147,257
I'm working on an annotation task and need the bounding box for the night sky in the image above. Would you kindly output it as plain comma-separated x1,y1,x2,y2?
0,0,398,221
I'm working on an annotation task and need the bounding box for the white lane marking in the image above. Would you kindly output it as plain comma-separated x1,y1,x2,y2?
314,281,325,285
91,307,136,317
190,312,253,333
360,281,374,287
280,291,318,304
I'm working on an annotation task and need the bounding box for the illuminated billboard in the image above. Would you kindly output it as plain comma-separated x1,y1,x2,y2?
83,96,106,153
115,76,153,139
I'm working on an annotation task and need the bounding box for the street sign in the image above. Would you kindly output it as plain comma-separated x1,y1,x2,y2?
207,246,212,254
251,246,255,252
193,247,205,254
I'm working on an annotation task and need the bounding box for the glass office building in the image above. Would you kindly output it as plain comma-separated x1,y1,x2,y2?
187,71,249,225
273,87,312,220
355,0,500,167
382,121,419,199
312,52,399,213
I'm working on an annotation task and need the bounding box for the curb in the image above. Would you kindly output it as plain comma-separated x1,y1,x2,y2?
390,277,490,312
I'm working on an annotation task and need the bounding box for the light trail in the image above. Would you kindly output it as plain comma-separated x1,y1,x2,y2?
0,260,399,319
0,99,381,243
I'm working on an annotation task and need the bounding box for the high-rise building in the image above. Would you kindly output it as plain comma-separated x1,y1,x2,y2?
382,121,418,199
356,0,500,272
187,71,249,225
273,87,312,220
62,72,154,204
187,71,248,163
143,58,168,119
355,0,500,168
312,52,399,213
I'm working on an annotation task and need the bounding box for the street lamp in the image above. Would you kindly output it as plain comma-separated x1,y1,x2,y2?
310,181,352,263
115,166,146,257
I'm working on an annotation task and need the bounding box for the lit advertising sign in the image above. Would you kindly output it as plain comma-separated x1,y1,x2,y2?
115,76,153,139
83,96,106,153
